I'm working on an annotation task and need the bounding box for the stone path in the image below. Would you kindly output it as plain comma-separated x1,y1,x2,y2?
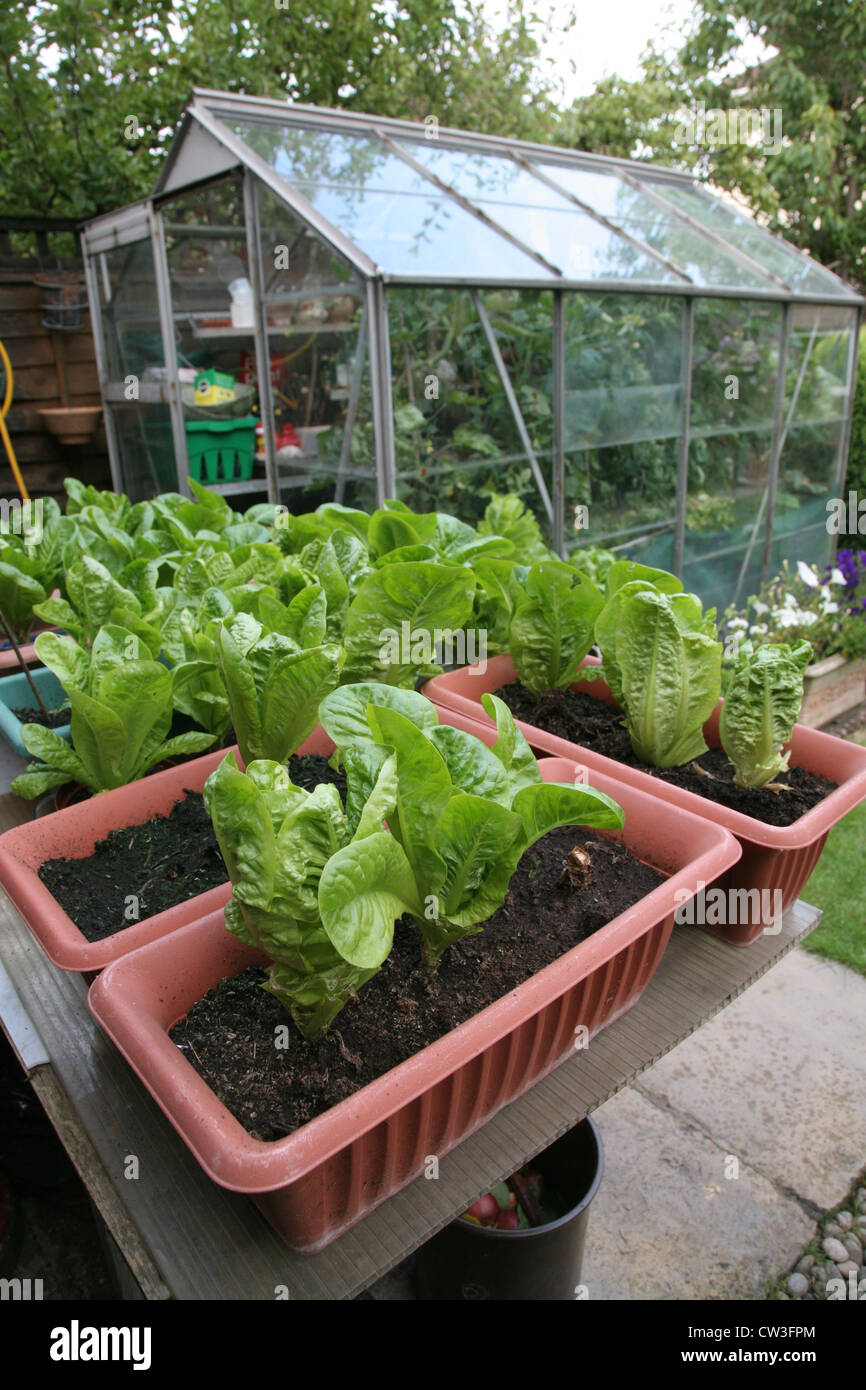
583,948,866,1300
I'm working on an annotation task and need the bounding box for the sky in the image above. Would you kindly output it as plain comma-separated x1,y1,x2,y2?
488,0,772,100
534,0,698,97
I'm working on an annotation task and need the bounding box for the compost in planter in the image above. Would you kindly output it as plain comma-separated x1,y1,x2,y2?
170,827,665,1140
416,1117,603,1301
495,683,836,828
38,791,225,942
33,753,345,942
11,706,69,730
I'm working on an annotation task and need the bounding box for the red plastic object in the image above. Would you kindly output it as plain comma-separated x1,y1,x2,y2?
424,654,866,943
87,755,739,1253
0,728,334,971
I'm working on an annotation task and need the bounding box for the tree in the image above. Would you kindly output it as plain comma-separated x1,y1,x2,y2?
0,0,563,222
567,0,866,289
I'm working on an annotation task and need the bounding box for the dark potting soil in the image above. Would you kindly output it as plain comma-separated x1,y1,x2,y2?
287,751,346,797
12,706,69,729
170,826,665,1140
37,792,227,942
494,683,836,828
36,756,348,942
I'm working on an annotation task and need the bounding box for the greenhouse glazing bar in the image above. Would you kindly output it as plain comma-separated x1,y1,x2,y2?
672,297,695,579
244,171,279,505
367,278,396,499
761,302,793,578
335,305,368,506
552,290,566,557
151,204,190,497
832,305,864,503
379,277,864,307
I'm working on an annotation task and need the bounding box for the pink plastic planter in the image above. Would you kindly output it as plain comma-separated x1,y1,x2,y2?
88,755,740,1253
424,654,866,944
0,728,334,971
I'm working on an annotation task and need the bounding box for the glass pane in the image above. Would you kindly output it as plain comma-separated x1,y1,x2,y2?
389,286,554,542
643,179,853,297
768,420,841,580
785,305,856,426
109,400,178,500
221,120,552,279
766,307,857,579
276,298,378,514
97,238,180,501
537,162,773,289
100,240,166,382
684,299,783,610
398,142,681,283
564,293,683,564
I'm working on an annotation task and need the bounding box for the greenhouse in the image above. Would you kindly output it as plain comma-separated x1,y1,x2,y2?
81,88,863,610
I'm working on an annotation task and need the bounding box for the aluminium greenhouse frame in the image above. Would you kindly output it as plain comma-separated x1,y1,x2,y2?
82,88,864,590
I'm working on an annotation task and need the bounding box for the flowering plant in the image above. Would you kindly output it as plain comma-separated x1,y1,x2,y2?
722,552,866,669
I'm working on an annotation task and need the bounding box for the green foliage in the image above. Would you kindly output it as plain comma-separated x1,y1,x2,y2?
0,1,562,223
204,751,420,1041
568,0,866,289
509,561,604,695
214,614,343,765
319,683,624,970
12,626,215,797
719,640,812,788
595,581,722,767
844,336,866,498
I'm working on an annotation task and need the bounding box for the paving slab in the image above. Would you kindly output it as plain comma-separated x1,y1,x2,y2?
633,948,866,1212
584,1087,815,1301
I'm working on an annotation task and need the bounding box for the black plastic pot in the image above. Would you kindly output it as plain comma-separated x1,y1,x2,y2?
417,1116,603,1301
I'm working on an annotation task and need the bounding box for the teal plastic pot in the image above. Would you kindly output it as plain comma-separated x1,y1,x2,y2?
416,1118,603,1301
0,668,70,758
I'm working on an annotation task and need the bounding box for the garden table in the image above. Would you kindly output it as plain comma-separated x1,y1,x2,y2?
0,794,821,1300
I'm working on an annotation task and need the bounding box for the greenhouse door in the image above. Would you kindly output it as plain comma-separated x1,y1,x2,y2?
82,202,188,502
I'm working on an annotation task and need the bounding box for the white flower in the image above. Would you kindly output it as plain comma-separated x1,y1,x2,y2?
822,600,839,615
798,610,819,626
727,617,749,631
752,600,769,615
797,561,819,588
783,592,798,609
750,623,769,636
829,568,846,586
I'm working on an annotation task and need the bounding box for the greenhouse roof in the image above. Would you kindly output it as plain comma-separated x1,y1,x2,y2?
146,89,861,306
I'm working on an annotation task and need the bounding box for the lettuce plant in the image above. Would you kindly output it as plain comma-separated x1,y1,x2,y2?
11,626,215,798
509,560,605,695
213,613,343,765
320,684,625,969
204,751,421,1040
719,640,812,788
341,560,476,685
595,581,722,767
0,548,47,642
